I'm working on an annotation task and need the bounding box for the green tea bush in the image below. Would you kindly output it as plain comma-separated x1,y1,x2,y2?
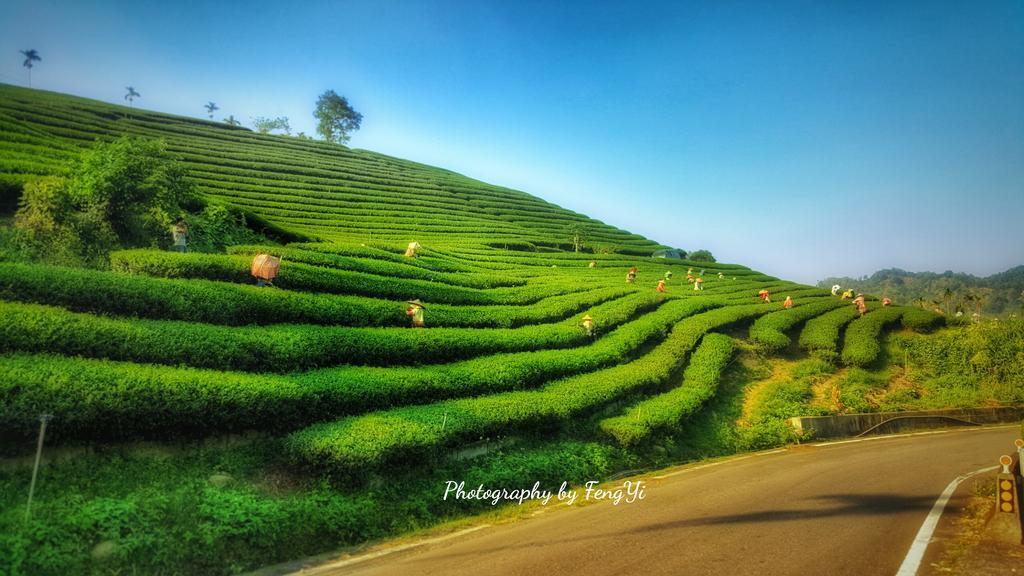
225,244,520,288
110,249,573,305
285,302,778,475
0,297,718,442
840,306,906,367
899,306,944,332
798,304,863,360
0,293,660,372
599,333,736,446
749,298,846,352
0,262,631,328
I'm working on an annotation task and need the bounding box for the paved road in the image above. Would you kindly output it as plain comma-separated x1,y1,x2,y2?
295,426,1020,576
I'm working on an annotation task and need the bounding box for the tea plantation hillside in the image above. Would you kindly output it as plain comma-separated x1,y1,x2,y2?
0,83,657,252
0,85,1003,576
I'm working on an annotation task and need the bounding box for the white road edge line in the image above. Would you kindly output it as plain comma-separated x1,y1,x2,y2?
293,525,491,575
894,464,999,576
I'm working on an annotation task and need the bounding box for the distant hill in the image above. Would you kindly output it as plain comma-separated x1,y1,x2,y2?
818,266,1024,315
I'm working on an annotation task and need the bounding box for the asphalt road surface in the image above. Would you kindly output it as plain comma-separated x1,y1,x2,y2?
294,426,1020,576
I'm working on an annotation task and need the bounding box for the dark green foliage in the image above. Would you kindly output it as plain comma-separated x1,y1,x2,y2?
687,249,715,263
14,137,195,265
818,266,1024,316
314,90,362,144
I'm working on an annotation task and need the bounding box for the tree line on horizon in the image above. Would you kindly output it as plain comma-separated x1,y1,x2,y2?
16,49,362,144
818,266,1024,316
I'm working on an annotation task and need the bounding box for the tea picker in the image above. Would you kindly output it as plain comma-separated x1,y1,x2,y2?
251,253,282,287
406,299,427,327
852,294,867,316
581,314,595,337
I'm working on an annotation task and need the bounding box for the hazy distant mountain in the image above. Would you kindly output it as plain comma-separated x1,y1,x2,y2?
817,266,1024,315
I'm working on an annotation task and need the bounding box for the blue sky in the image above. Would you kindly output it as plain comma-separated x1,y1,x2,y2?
2,0,1022,283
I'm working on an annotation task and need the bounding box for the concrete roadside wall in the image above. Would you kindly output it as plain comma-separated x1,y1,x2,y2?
789,406,1024,439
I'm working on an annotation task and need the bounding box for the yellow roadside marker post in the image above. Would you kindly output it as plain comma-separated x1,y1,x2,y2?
992,453,1023,544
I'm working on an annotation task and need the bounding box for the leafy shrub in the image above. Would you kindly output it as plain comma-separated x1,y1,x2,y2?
15,138,194,265
0,262,634,328
599,333,736,446
840,306,905,367
111,249,575,305
0,296,711,442
749,298,845,352
798,304,863,360
226,244,520,288
285,302,780,475
0,293,661,372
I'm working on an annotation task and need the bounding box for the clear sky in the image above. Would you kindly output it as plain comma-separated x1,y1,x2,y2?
2,0,1022,283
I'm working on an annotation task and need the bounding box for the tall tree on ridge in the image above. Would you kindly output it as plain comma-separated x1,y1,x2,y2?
314,89,362,144
125,86,140,108
204,101,219,119
20,49,40,88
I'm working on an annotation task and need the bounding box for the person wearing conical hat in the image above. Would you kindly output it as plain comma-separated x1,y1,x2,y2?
581,314,595,337
656,279,666,293
405,241,421,258
589,261,597,268
406,299,426,327
718,272,724,280
665,270,673,280
882,297,892,307
852,294,867,317
783,296,793,309
251,253,281,288
841,288,854,300
626,270,636,284
758,289,771,303
831,284,841,297
694,277,704,291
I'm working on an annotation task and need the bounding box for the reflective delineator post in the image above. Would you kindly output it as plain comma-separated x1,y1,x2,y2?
25,414,52,521
992,454,1023,545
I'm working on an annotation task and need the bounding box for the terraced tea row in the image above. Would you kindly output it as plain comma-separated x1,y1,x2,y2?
0,296,729,443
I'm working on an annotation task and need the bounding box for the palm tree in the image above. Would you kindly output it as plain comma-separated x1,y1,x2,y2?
941,287,954,315
124,86,140,108
204,101,219,119
20,49,41,88
224,115,240,126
